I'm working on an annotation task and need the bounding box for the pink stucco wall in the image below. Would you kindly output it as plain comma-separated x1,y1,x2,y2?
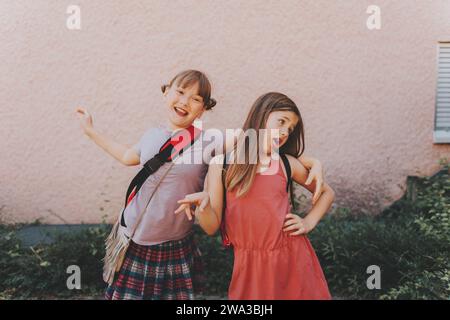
1,1,449,224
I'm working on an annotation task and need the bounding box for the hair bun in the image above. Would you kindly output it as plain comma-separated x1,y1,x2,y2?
206,98,217,110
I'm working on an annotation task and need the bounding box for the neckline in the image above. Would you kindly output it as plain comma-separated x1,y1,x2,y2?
256,158,281,174
159,123,201,135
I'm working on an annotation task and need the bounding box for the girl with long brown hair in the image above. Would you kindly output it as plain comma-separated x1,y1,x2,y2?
177,92,335,299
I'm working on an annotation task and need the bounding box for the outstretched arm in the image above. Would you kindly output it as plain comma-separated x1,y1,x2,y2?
75,107,140,166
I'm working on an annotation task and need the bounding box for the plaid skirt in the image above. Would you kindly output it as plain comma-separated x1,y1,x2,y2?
105,233,205,300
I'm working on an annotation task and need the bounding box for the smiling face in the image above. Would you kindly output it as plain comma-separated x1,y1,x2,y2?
163,81,206,130
262,110,299,155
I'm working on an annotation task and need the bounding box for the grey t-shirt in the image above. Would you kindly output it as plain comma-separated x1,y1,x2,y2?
122,125,221,245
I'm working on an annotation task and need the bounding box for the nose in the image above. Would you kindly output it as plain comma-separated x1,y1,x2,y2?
179,95,189,106
280,128,289,137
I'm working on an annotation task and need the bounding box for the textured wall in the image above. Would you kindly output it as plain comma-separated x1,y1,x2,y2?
1,0,449,224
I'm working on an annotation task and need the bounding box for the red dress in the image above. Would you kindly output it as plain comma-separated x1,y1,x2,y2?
224,159,331,300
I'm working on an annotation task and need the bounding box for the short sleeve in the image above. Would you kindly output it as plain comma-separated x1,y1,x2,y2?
210,154,225,165
132,142,141,157
132,128,155,158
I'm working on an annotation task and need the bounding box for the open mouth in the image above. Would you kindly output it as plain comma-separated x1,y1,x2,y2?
174,106,189,117
272,137,286,148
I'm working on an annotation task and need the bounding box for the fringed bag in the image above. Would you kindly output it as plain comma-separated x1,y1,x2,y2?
102,163,174,285
102,219,129,285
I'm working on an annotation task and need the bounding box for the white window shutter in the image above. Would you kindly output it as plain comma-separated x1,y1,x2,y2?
434,42,450,143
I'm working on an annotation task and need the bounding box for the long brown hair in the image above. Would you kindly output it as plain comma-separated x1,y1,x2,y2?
225,92,305,197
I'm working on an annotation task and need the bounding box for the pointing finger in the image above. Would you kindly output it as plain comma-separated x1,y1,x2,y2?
185,206,193,221
174,204,187,214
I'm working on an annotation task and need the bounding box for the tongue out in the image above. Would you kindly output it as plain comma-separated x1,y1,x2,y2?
273,137,285,148
273,138,280,147
174,107,188,117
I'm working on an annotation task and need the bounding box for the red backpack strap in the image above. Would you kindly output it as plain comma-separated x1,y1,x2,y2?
121,125,201,227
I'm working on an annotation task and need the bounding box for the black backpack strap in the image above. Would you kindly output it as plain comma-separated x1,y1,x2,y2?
280,154,292,192
222,155,227,212
280,154,296,211
120,128,201,227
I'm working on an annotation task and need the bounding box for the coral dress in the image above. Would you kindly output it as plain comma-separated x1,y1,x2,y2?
224,159,331,300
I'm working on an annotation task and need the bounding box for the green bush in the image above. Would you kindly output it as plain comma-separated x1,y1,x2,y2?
0,224,109,299
309,166,450,300
193,227,233,296
0,164,448,300
0,223,231,299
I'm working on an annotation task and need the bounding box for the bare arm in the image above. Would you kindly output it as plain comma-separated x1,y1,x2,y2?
175,155,224,236
298,154,325,205
284,155,335,234
76,107,140,166
86,128,140,166
298,154,317,170
197,158,224,235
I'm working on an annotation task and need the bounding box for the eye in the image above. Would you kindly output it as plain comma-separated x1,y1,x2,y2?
176,89,183,95
193,97,202,103
278,119,285,125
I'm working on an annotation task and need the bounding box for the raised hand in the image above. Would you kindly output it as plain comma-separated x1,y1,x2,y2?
75,107,94,136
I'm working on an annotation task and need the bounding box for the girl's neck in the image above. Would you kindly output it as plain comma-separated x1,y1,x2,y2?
256,153,274,173
164,121,192,133
227,149,276,172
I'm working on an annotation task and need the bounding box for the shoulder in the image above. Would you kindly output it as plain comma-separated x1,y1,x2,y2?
201,129,225,149
209,154,225,166
283,154,309,184
205,155,225,185
284,154,296,164
139,127,169,144
144,126,164,136
284,154,307,176
138,127,156,140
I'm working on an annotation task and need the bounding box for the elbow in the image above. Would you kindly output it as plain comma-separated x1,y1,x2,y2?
329,187,336,202
324,183,336,203
119,156,130,166
206,225,220,237
205,224,221,237
121,149,140,166
121,158,139,167
198,209,222,236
